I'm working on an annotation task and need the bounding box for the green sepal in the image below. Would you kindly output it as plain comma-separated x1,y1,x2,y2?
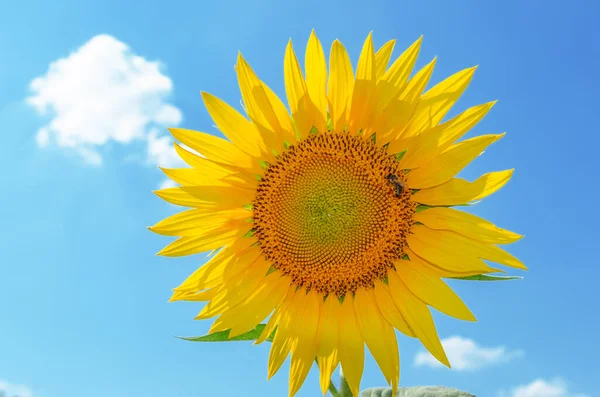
326,112,333,132
177,324,275,343
415,204,431,213
370,132,377,144
451,274,523,281
242,203,253,211
395,150,407,161
283,140,291,149
309,126,319,135
259,160,269,170
266,266,278,276
254,174,262,181
242,229,255,238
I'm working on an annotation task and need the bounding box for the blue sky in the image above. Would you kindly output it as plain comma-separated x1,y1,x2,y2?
1,1,598,396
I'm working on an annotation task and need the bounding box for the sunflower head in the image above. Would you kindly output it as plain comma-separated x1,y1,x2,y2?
151,30,526,397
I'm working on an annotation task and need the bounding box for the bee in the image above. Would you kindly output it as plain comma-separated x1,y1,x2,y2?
386,173,406,197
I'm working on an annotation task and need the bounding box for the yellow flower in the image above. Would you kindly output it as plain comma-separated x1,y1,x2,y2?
151,31,526,397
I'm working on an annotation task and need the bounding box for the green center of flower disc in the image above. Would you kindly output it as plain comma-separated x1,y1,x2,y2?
253,133,416,296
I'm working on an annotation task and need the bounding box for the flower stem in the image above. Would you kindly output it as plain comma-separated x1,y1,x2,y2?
338,370,352,397
316,359,352,397
328,381,342,397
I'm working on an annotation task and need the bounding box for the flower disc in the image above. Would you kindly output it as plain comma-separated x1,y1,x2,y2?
254,133,415,296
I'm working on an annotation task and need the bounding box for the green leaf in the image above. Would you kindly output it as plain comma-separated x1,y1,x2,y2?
178,324,275,342
451,274,523,281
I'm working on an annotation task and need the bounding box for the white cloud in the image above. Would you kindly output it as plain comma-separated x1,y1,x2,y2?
158,178,178,190
499,378,589,397
414,336,524,371
0,379,33,397
147,129,185,169
26,34,183,171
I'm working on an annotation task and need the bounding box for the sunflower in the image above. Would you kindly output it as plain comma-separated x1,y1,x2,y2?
151,31,526,397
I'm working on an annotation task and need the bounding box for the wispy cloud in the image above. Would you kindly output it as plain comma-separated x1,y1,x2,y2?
26,34,184,174
498,378,589,397
414,336,524,371
0,379,33,397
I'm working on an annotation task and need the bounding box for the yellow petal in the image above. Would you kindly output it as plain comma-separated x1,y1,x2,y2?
436,100,497,149
387,271,450,367
201,92,266,158
328,40,354,133
407,227,497,275
150,208,250,237
173,238,257,292
316,295,341,358
349,32,377,133
268,289,301,379
404,66,477,137
338,296,364,397
157,226,246,257
404,247,485,278
209,273,290,337
398,57,436,104
407,133,505,189
373,99,418,143
177,185,254,208
170,288,217,302
161,166,258,190
387,124,441,167
172,143,231,174
160,167,220,187
374,39,396,81
261,82,297,144
354,288,399,390
255,286,294,345
305,30,328,133
413,207,523,244
412,169,514,206
372,279,415,338
195,256,271,319
154,187,222,208
377,36,422,110
236,54,284,150
409,225,527,271
387,101,496,165
395,259,476,321
288,290,320,397
284,40,314,140
317,351,339,396
169,128,259,172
